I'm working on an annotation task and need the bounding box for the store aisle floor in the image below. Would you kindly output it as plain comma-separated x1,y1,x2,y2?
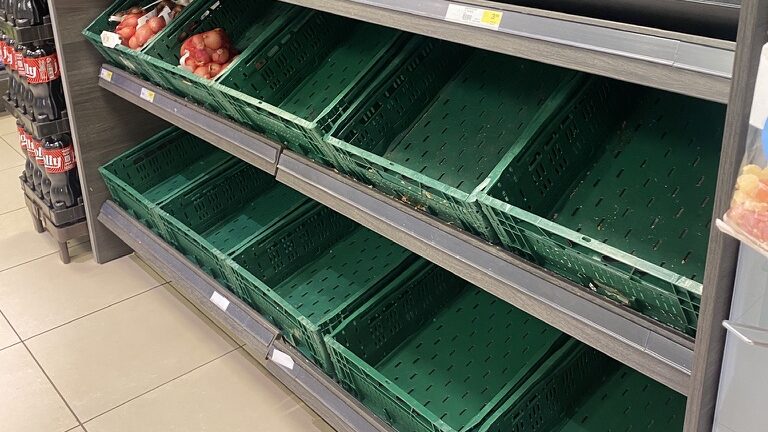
0,115,334,432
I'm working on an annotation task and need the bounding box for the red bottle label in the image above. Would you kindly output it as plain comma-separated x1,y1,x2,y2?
4,45,14,70
33,139,44,165
17,126,26,152
26,134,36,159
15,51,24,77
44,146,76,174
0,40,6,64
24,53,60,84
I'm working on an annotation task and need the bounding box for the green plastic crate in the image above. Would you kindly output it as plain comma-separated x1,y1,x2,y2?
225,205,416,372
154,160,311,285
82,0,204,78
484,357,685,432
326,46,587,240
135,0,302,113
214,11,409,164
326,263,593,432
99,128,232,234
478,86,725,336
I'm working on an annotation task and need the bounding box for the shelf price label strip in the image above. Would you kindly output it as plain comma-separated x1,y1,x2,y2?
444,3,503,30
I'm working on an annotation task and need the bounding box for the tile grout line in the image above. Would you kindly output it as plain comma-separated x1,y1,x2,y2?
80,346,241,425
0,307,86,431
21,281,170,342
0,205,26,217
0,239,91,273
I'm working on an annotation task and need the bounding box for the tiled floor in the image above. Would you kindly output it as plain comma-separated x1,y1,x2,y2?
0,115,334,432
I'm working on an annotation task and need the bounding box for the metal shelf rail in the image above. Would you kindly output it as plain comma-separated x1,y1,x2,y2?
97,201,394,432
275,0,735,103
98,64,694,395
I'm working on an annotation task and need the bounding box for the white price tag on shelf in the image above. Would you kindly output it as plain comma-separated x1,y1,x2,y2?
209,291,230,312
99,68,113,82
139,88,156,103
444,4,503,30
271,349,295,370
100,31,122,48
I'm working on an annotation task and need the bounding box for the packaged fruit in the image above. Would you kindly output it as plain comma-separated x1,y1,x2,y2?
178,28,237,79
717,44,768,257
106,1,190,50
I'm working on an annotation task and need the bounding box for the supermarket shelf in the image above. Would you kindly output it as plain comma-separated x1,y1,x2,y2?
98,65,694,395
97,65,281,175
97,201,395,432
276,0,734,103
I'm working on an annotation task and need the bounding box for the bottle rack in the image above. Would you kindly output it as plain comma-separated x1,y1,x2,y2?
47,0,766,431
1,10,85,264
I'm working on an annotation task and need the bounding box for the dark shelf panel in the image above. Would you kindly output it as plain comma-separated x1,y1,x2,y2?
98,64,694,395
276,0,734,103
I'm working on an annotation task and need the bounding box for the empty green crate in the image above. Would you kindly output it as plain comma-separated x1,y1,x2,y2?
326,45,587,240
135,0,302,113
225,205,416,372
154,160,311,285
99,128,232,234
83,0,204,78
485,356,685,432
478,85,725,336
214,11,409,164
326,263,594,432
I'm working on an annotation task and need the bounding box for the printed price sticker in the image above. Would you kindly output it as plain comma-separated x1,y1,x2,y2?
100,31,122,48
271,349,295,370
100,68,113,82
445,4,503,30
210,291,230,312
140,88,156,103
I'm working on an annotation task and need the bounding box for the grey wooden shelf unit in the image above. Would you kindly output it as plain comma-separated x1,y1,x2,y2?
48,0,767,431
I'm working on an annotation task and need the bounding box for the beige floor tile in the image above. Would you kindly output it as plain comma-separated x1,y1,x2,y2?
0,115,18,136
0,312,19,350
66,428,86,432
1,131,22,156
26,285,239,421
0,253,165,340
85,349,333,432
0,166,25,214
0,136,24,171
0,208,59,272
0,344,79,432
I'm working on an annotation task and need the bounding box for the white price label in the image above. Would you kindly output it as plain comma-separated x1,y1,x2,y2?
271,349,295,370
137,8,158,27
444,4,503,30
99,68,113,82
100,31,122,48
139,88,156,103
209,291,230,312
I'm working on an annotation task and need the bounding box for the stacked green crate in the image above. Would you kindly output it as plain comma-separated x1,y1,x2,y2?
135,0,303,113
478,86,725,336
325,41,589,240
99,128,232,234
213,11,411,164
154,160,311,286
326,263,606,432
225,205,417,372
484,355,686,431
82,0,204,78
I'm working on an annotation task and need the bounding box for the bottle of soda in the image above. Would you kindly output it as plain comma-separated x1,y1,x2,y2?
24,128,36,190
43,134,79,209
31,133,50,201
14,0,48,27
5,37,17,105
17,119,29,184
0,34,7,69
14,40,30,115
0,0,10,22
25,41,64,122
